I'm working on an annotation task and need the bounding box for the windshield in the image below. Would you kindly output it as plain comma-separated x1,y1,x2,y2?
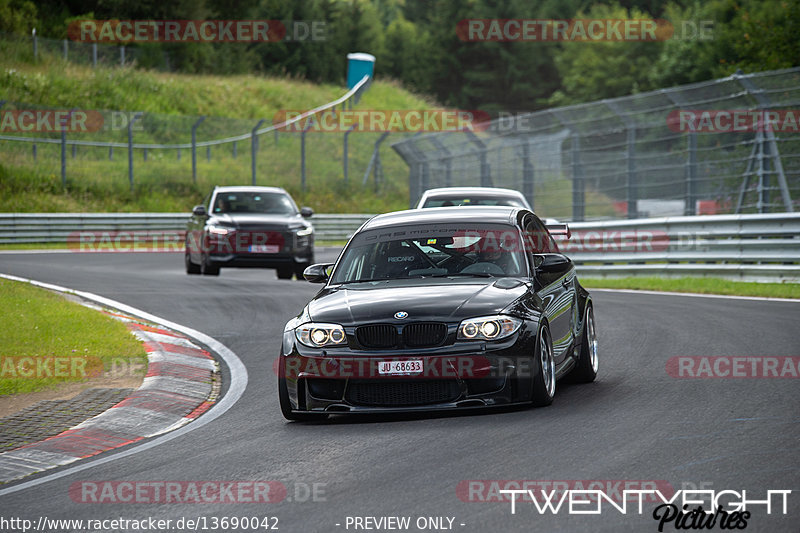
422,196,527,208
213,192,296,215
330,223,527,284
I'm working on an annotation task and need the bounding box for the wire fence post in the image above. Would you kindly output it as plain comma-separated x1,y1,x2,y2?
32,143,37,161
521,141,535,214
301,119,314,192
232,141,237,159
735,70,794,212
372,132,390,191
191,116,206,184
120,45,125,66
60,111,68,188
92,43,97,68
128,112,142,192
625,127,638,218
465,131,491,186
362,132,390,190
251,119,265,185
343,124,356,183
206,145,211,162
569,135,583,221
62,39,67,61
685,132,697,216
109,146,113,160
430,137,452,188
32,29,37,61
756,129,768,213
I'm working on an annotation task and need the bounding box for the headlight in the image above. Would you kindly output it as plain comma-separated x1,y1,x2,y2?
296,226,313,237
296,323,347,348
457,315,522,341
208,225,232,236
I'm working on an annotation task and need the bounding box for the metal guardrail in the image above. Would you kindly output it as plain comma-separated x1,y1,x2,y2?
561,212,800,281
1,212,797,281
0,213,373,244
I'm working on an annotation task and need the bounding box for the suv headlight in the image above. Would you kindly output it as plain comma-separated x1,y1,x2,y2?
296,226,313,237
208,225,233,236
296,323,347,348
457,315,522,341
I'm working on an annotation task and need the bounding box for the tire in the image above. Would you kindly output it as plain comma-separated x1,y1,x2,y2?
200,252,220,276
294,262,310,280
572,305,598,383
531,325,556,407
185,248,200,275
278,373,328,422
276,267,293,280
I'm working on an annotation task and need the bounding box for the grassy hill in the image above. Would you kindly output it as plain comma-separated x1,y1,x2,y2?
0,48,435,214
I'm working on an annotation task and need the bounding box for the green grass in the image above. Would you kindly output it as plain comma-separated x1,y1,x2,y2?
0,278,147,395
0,45,438,214
581,277,800,299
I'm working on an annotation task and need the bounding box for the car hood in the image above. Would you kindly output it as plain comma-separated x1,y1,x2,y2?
307,279,529,325
211,213,303,227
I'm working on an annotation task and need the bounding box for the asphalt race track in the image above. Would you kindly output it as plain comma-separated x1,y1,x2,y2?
0,251,798,532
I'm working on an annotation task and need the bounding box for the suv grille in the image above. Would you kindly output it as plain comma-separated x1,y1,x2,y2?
346,380,461,406
403,323,447,347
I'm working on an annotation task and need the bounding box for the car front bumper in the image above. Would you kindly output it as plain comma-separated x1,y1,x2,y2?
279,328,541,414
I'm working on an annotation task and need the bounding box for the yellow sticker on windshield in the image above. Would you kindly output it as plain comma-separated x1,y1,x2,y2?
427,239,437,245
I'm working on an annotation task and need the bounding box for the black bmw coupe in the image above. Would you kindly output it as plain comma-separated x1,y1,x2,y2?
278,207,598,420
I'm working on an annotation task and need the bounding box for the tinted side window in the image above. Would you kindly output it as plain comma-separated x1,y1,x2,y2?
523,216,557,255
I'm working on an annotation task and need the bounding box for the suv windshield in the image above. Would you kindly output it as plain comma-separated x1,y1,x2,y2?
213,192,296,215
422,196,526,208
330,223,527,283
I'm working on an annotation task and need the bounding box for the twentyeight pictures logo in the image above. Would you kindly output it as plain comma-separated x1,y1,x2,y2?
68,20,326,43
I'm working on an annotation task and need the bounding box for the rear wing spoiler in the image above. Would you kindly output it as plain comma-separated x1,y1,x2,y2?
546,223,571,239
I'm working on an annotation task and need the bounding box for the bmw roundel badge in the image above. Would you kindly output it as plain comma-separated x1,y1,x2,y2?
394,311,409,320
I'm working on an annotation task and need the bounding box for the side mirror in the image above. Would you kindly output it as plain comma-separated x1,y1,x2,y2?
533,253,571,273
303,263,333,283
192,205,207,217
300,207,314,218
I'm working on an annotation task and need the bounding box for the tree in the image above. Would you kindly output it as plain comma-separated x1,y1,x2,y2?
547,2,662,106
0,0,37,34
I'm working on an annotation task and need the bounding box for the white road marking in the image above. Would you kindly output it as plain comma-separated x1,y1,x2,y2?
0,273,248,496
590,287,800,303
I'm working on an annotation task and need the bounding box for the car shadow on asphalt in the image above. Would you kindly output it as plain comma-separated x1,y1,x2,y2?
280,377,622,426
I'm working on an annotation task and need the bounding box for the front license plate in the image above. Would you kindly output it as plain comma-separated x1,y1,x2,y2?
378,360,423,375
249,244,279,253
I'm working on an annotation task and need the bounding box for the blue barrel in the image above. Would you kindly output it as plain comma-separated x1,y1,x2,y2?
346,53,375,89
